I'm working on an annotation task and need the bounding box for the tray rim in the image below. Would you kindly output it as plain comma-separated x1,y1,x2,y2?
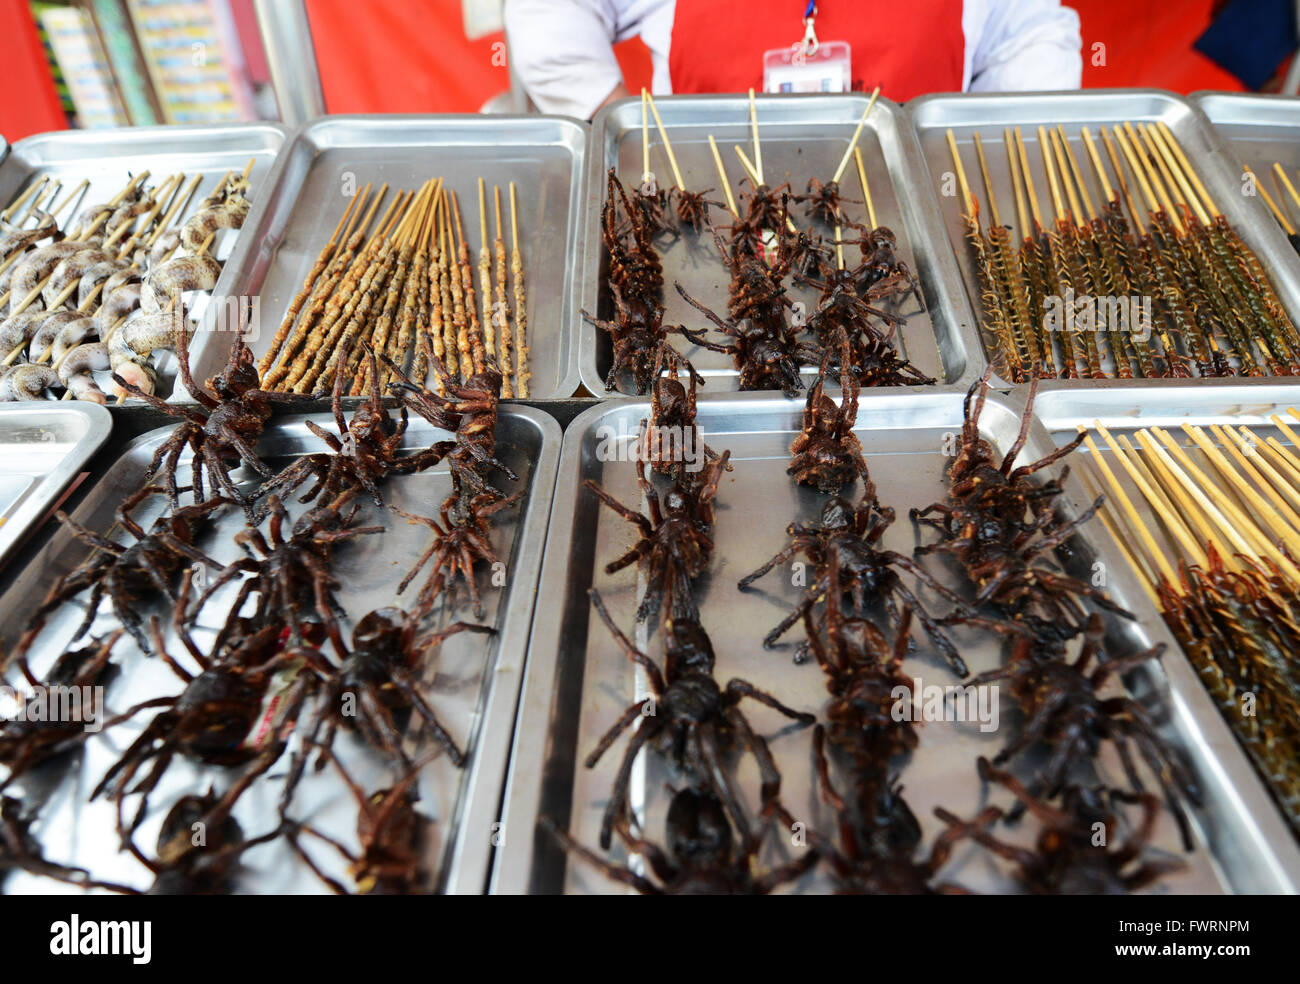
0,401,112,573
575,91,986,398
184,112,589,403
905,87,1300,394
493,388,1300,894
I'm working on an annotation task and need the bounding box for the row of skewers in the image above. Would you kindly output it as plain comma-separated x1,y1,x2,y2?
0,324,522,893
258,178,531,399
0,164,254,402
540,345,1195,892
1081,412,1300,834
587,89,933,397
1247,161,1300,256
949,121,1300,381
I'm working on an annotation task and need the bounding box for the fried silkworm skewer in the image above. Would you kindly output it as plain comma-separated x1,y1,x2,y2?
494,185,514,398
265,186,388,388
510,181,530,397
354,181,431,389
378,183,438,392
478,179,496,369
449,193,476,378
260,184,365,375
285,191,407,392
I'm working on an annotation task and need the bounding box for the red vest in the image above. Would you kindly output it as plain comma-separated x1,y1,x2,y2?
668,0,964,101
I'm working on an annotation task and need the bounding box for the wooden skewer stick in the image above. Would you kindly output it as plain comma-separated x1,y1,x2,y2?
1130,429,1238,570
944,129,974,217
1037,125,1067,223
1183,422,1300,551
1014,128,1044,230
1078,425,1179,584
1209,422,1300,531
1006,128,1031,237
832,86,881,184
19,182,59,227
1050,128,1084,224
1218,424,1300,516
2,177,47,222
853,148,876,231
494,184,514,398
1146,124,1210,226
1245,166,1295,234
1153,425,1300,581
972,132,1002,229
1123,122,1183,233
748,88,763,186
1083,472,1163,607
1273,162,1300,217
1100,126,1146,235
707,135,738,218
645,91,686,191
1080,128,1114,204
1093,422,1206,568
479,177,496,365
510,181,530,398
1270,411,1300,457
641,89,652,188
1155,122,1220,218
1057,126,1097,222
47,179,89,222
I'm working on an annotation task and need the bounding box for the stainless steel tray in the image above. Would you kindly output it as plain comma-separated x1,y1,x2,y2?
0,123,289,402
1036,381,1300,870
906,89,1300,389
190,114,588,400
0,402,111,572
0,404,560,894
1193,91,1300,225
494,392,1297,894
579,93,982,396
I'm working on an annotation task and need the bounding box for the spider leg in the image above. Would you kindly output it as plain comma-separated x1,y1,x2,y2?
598,719,657,850
389,667,465,766
539,816,661,894
725,678,815,724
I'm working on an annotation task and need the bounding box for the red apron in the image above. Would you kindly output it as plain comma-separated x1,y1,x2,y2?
668,0,964,101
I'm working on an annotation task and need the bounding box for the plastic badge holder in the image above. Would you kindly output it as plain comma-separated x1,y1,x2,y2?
763,40,851,93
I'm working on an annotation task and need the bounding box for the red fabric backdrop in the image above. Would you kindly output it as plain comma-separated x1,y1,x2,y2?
0,0,1261,141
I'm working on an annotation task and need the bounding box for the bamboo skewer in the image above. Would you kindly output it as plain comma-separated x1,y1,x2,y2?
479,178,496,367
1248,166,1297,235
748,88,763,186
707,135,738,218
645,91,686,192
452,192,482,378
2,177,48,223
510,181,529,398
831,86,881,184
852,148,876,231
493,185,514,398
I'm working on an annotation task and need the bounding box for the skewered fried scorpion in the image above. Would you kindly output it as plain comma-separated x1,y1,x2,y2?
583,589,813,850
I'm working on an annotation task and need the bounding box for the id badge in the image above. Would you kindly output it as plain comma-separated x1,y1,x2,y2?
762,40,851,93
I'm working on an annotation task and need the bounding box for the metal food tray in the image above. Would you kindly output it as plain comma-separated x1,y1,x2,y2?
1193,92,1300,230
1035,381,1300,864
494,392,1299,894
578,93,982,396
906,89,1300,390
0,123,289,402
0,402,111,572
0,404,560,894
190,114,588,400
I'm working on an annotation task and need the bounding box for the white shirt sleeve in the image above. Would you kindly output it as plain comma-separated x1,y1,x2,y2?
504,0,672,119
962,0,1083,92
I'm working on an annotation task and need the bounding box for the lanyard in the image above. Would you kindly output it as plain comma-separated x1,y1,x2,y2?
801,2,819,56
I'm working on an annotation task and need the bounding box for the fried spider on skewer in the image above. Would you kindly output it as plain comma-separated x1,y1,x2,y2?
582,589,813,850
114,328,313,511
787,356,871,494
257,341,447,509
